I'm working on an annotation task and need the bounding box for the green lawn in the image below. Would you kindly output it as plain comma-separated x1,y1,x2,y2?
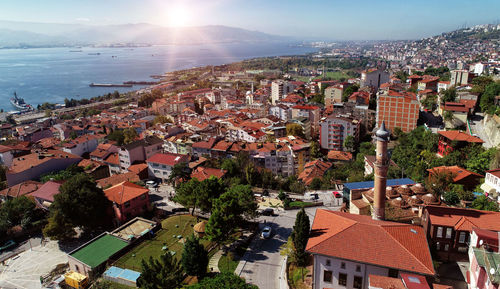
115,215,213,271
323,71,349,80
288,201,315,208
217,239,250,273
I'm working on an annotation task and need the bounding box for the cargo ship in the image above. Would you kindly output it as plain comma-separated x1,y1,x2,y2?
10,92,33,111
89,83,133,87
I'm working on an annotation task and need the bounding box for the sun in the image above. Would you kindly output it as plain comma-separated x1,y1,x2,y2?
166,5,191,27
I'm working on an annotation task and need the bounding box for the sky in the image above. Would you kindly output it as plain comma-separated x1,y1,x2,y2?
1,0,499,40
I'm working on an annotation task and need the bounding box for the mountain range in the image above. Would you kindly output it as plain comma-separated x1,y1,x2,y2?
0,20,290,48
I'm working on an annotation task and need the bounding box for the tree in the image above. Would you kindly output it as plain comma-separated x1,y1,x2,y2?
153,115,173,125
292,208,310,266
244,162,260,186
0,196,36,230
42,210,76,240
479,81,500,114
221,158,241,178
466,148,497,175
137,253,183,289
426,170,455,199
44,174,111,238
174,178,200,215
441,87,456,104
443,191,460,205
443,111,454,122
181,235,208,278
343,135,355,152
206,185,257,243
186,272,258,289
310,141,322,159
107,130,125,146
342,84,359,102
169,162,192,184
471,195,499,212
123,128,138,144
309,178,322,190
286,123,305,139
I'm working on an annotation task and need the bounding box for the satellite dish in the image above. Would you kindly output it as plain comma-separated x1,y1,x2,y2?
491,268,496,275
480,240,484,246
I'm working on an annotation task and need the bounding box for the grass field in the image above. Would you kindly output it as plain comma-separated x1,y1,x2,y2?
115,215,213,271
288,201,315,208
323,71,349,80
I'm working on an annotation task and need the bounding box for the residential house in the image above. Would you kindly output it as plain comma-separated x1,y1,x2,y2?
191,166,227,181
291,105,321,137
436,131,484,157
6,150,82,186
191,138,218,158
104,181,151,225
78,159,110,180
90,143,119,162
450,70,475,86
118,136,163,171
361,69,389,90
0,180,42,201
422,206,500,257
30,180,63,209
427,165,483,191
62,134,105,157
271,80,296,105
97,172,141,189
319,116,360,151
468,228,500,289
146,153,189,183
0,145,14,167
306,210,434,289
481,168,500,203
327,150,353,163
298,159,332,186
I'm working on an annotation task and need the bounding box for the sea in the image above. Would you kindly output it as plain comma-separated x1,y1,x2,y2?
0,42,317,112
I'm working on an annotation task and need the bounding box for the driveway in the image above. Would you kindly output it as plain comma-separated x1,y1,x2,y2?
236,207,328,289
469,114,494,148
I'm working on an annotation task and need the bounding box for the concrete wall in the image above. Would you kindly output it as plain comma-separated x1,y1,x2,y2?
482,114,500,147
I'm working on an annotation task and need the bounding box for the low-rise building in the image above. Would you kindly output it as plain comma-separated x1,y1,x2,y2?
481,168,500,203
146,153,189,182
104,181,151,225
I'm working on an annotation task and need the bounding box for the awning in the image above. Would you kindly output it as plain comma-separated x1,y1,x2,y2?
481,183,497,195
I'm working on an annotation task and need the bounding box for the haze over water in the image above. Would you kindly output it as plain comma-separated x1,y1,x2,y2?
0,42,316,112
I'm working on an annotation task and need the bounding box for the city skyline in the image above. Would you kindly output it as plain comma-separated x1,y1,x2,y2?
1,0,500,40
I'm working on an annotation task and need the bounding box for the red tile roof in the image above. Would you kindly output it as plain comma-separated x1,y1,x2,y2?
97,172,140,188
103,153,120,165
369,275,406,289
306,210,435,276
104,181,149,205
30,180,63,202
128,163,148,175
292,105,320,110
298,160,332,186
327,150,353,162
191,166,227,181
146,153,189,166
425,205,500,232
0,181,42,198
487,168,500,178
8,150,82,174
437,131,483,143
427,166,483,182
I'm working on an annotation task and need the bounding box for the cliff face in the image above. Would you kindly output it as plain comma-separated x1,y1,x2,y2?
482,114,500,147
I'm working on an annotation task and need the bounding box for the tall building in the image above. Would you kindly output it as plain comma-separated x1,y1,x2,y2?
271,80,295,105
376,90,419,133
319,116,360,151
450,69,475,86
361,69,389,90
373,122,390,221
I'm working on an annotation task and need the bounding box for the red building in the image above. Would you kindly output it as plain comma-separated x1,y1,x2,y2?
437,130,484,157
427,165,483,191
104,181,151,225
376,90,420,133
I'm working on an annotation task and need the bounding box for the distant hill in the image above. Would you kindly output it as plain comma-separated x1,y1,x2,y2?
0,21,290,48
438,24,500,42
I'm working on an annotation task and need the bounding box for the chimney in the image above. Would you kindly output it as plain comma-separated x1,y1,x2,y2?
372,121,390,221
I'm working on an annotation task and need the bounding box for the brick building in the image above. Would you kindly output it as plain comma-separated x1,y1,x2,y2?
376,90,419,133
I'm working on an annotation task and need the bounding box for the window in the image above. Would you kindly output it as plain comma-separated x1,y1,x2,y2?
459,232,466,243
446,228,452,239
444,244,449,251
353,276,363,289
436,226,443,238
323,270,332,283
436,242,441,250
340,262,346,269
325,259,331,266
388,268,398,278
338,273,347,286
75,264,80,273
356,265,361,272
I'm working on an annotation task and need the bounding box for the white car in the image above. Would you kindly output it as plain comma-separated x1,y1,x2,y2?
261,226,272,239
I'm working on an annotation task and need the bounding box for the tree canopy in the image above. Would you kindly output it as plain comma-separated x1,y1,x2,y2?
137,253,183,289
292,208,310,266
181,235,209,278
186,272,258,289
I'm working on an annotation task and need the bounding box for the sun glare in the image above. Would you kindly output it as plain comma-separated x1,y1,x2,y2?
166,5,191,27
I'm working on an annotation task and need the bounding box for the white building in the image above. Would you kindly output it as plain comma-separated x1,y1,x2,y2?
481,168,500,203
62,134,104,157
146,153,189,182
360,69,389,90
306,210,435,289
0,145,13,167
271,80,295,105
319,116,360,151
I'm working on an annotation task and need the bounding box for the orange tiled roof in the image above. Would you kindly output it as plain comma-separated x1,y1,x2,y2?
8,150,81,174
427,165,483,182
97,172,140,188
425,205,500,232
0,180,42,198
327,150,353,162
368,275,405,289
306,210,435,276
191,166,227,181
104,181,149,205
438,130,483,143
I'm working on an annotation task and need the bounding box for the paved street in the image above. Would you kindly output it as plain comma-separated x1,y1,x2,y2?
237,206,332,289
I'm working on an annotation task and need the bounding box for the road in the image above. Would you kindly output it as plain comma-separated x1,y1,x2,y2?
237,206,331,289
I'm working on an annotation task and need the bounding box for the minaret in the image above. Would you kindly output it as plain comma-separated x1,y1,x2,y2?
373,121,390,221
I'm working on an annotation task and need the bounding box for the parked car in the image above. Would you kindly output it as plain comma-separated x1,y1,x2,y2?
261,226,272,239
0,240,17,252
261,208,274,216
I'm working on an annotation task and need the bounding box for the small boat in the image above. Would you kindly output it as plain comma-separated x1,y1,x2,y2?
10,92,33,111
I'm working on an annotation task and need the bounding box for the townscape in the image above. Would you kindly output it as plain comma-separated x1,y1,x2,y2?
0,19,500,289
